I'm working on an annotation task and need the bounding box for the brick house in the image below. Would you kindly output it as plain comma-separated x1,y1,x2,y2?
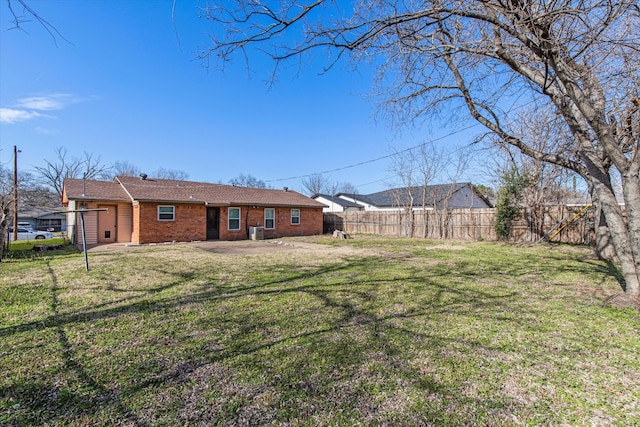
62,176,326,246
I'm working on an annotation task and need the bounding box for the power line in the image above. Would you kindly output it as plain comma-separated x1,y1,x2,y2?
265,96,539,188
264,121,482,184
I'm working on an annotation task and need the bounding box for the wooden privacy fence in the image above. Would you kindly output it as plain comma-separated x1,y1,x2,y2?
323,206,595,244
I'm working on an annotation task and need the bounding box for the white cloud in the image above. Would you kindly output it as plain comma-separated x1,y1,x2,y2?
0,93,77,125
35,126,60,135
16,93,74,111
0,108,42,124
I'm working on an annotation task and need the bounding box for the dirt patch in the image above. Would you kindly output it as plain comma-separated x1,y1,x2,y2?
191,240,297,255
602,293,640,312
87,240,300,255
86,238,387,257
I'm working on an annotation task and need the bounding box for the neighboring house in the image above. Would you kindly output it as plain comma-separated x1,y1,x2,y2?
312,194,364,212
334,183,493,211
17,207,67,232
62,176,327,247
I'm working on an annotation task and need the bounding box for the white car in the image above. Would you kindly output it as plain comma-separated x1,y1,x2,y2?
7,227,54,241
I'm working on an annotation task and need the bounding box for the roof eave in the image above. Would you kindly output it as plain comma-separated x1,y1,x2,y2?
66,196,131,203
134,199,206,205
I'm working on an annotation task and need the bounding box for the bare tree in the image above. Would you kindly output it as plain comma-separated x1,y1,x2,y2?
112,161,142,178
17,171,60,207
201,1,640,298
0,163,60,259
110,162,189,181
336,181,358,196
4,0,70,45
388,141,468,238
152,167,189,181
0,165,12,260
301,174,331,196
229,173,269,188
0,198,8,261
437,146,471,239
388,147,417,237
34,147,111,197
488,107,586,240
300,174,357,196
475,185,496,206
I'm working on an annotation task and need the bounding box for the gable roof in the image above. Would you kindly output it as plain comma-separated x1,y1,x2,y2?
64,176,326,208
339,183,492,209
62,178,131,204
18,206,67,220
312,193,362,209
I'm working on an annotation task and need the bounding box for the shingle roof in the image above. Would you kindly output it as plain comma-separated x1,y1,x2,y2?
113,176,325,208
18,206,67,219
338,183,492,209
62,178,132,203
312,194,362,208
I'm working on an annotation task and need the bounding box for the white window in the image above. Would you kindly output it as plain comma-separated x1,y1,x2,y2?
265,208,275,229
291,209,300,225
158,205,175,221
228,207,241,230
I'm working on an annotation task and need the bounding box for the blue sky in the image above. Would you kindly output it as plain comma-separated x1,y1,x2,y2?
0,0,488,194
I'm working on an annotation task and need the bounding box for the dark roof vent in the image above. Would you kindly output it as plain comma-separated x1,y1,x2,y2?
283,186,289,191
139,173,148,180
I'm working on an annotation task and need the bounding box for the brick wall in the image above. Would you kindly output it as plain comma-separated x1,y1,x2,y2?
219,206,323,240
218,207,247,241
137,202,206,244
134,203,323,244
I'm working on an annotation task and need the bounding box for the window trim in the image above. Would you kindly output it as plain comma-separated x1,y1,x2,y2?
228,207,241,230
158,205,175,221
264,208,275,229
291,208,300,225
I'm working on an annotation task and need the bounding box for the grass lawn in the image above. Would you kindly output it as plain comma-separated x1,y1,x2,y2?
1,235,638,426
3,238,75,259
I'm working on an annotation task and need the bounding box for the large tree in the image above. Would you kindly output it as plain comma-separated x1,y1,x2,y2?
229,173,269,188
0,164,59,260
34,148,111,197
111,160,142,178
111,161,189,181
487,106,586,240
300,173,358,196
0,165,12,260
152,167,189,181
389,141,469,238
201,0,640,298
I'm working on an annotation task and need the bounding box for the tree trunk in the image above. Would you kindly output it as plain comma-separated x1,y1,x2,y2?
589,174,640,296
593,201,618,262
621,171,640,296
0,199,8,262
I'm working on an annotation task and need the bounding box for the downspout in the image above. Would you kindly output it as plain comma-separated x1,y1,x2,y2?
245,207,250,239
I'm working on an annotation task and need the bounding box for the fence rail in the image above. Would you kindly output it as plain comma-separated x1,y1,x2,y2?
323,206,595,244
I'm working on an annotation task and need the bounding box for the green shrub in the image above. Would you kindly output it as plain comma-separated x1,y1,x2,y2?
495,168,529,240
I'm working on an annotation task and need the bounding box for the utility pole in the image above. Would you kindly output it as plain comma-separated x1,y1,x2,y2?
13,146,19,242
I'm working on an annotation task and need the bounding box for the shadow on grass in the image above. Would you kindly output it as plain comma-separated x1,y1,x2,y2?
1,261,147,426
1,247,628,425
603,260,625,291
3,240,77,260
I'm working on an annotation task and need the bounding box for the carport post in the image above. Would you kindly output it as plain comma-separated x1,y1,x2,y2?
79,208,89,271
56,207,108,272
